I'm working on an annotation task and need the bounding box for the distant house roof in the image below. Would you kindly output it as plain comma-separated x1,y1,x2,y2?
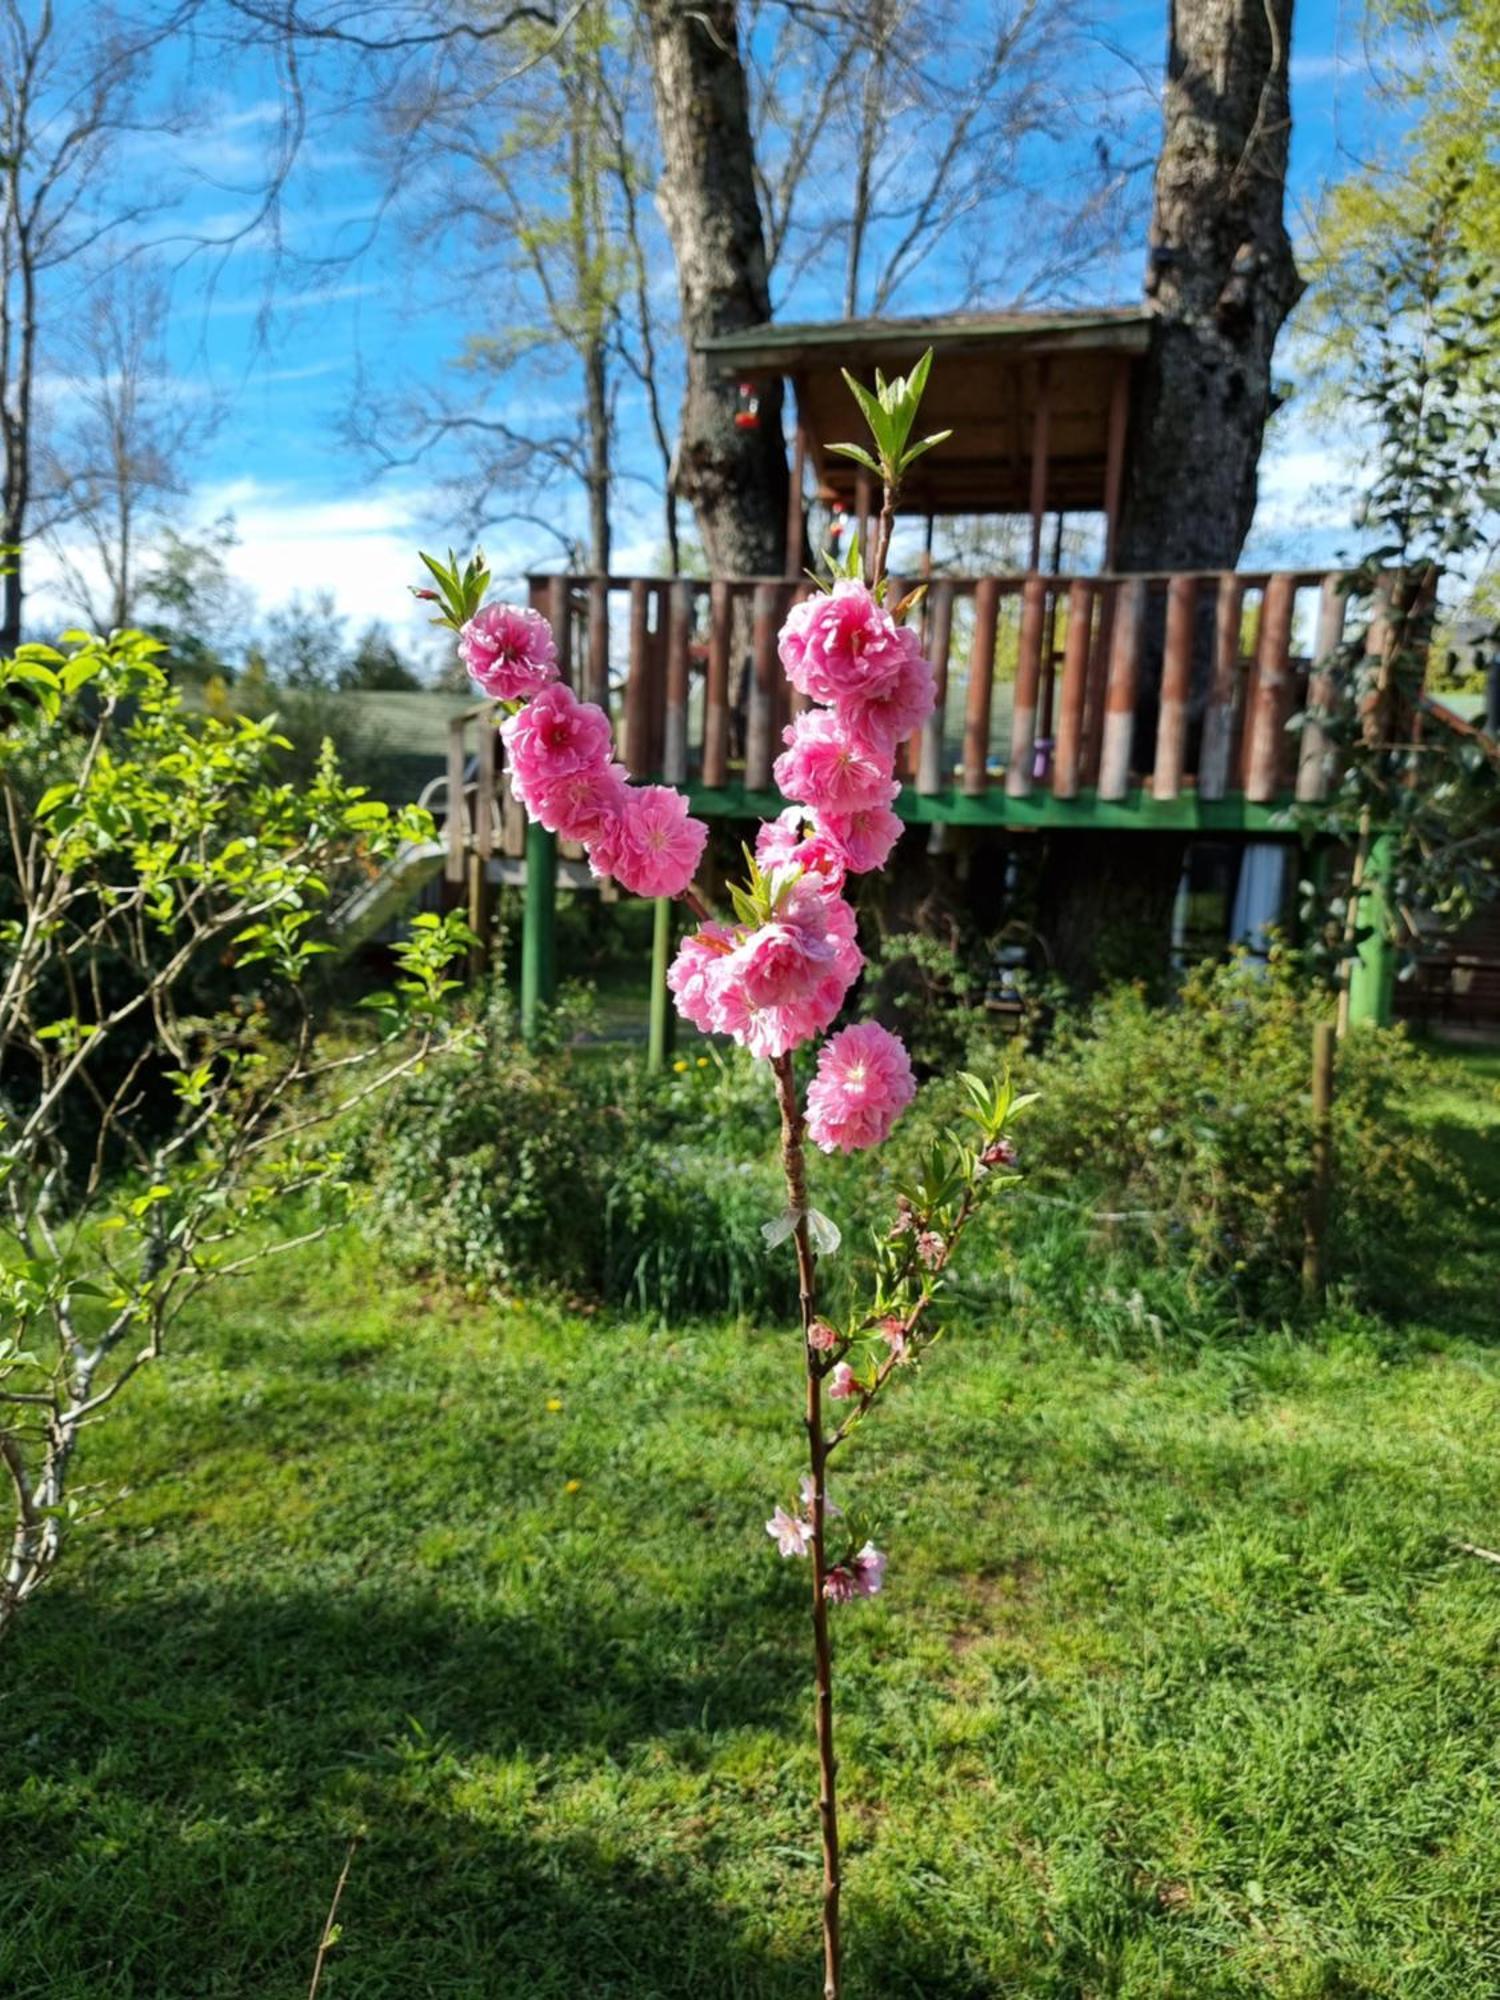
699,306,1153,529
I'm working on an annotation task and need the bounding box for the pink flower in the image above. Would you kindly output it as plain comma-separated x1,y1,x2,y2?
982,1138,1019,1171
836,627,936,759
917,1231,945,1269
890,1195,915,1237
799,1473,842,1519
755,807,847,894
667,922,737,1036
459,601,558,702
879,1316,910,1361
767,1506,811,1558
523,760,629,843
807,1319,839,1352
726,918,836,1011
778,580,906,708
823,1566,856,1603
773,709,898,817
502,682,614,807
805,1021,917,1155
599,785,708,899
827,1362,860,1400
851,1542,887,1597
821,800,904,875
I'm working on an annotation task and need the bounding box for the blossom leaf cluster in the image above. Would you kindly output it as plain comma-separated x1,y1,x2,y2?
827,348,952,488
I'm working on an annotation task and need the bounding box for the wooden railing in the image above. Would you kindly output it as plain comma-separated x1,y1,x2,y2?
507,567,1393,811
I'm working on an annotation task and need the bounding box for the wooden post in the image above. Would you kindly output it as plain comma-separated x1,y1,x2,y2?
520,816,557,1043
786,415,807,579
1199,574,1244,801
549,575,574,687
470,701,497,976
1301,1020,1336,1303
1296,575,1346,803
1007,574,1047,797
703,580,731,788
1051,580,1094,799
624,579,652,777
1246,572,1295,801
586,576,610,710
664,580,693,784
1098,575,1145,800
961,576,1001,795
1027,361,1051,571
1153,573,1197,800
1102,356,1130,570
648,894,675,1073
1346,832,1396,1028
444,714,467,888
746,583,779,790
916,580,954,795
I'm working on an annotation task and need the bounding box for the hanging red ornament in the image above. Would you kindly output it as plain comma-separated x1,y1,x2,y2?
734,380,761,431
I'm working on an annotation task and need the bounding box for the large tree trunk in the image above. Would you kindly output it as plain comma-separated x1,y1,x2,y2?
642,0,788,578
1116,0,1302,574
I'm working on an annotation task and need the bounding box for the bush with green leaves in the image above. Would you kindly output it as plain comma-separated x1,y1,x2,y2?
0,627,470,1638
1014,950,1467,1309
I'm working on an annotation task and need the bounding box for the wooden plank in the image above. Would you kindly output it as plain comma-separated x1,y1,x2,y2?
474,703,496,860
624,578,652,778
703,580,731,787
1079,580,1115,788
1153,573,1197,800
664,579,693,784
1051,580,1094,799
444,715,467,886
917,579,955,795
1098,575,1145,799
1297,575,1346,802
746,582,779,789
586,576,610,711
961,575,1001,795
646,584,669,776
1006,573,1046,797
1199,573,1244,800
1245,570,1296,801
549,575,574,688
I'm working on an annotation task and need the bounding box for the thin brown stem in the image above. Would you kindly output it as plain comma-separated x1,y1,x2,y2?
771,1050,841,2000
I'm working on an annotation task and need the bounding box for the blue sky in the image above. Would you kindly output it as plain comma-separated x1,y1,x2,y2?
32,0,1403,659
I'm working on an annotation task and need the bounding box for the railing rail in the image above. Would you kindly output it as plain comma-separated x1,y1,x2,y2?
436,566,1412,868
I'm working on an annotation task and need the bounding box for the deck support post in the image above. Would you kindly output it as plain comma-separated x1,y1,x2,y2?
1346,832,1396,1029
648,896,675,1073
521,818,557,1043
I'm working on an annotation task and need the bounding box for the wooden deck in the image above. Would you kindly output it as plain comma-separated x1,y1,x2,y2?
437,566,1388,880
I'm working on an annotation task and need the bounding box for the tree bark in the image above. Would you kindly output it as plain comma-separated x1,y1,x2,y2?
1116,0,1302,575
1040,830,1187,999
641,0,788,578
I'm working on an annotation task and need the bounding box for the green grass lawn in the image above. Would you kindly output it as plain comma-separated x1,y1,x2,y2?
4,1049,1500,1998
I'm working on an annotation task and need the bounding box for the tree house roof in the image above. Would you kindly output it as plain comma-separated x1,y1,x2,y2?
699,308,1153,521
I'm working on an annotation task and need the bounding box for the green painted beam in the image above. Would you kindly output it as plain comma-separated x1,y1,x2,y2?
520,820,557,1043
685,783,1297,835
647,898,675,1074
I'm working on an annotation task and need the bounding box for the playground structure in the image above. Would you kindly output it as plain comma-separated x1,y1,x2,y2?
352,310,1455,1048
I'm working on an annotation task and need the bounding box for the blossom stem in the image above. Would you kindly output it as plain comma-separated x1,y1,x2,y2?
771,1050,842,2000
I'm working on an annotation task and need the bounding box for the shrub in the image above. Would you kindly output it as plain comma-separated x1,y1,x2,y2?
1015,950,1466,1310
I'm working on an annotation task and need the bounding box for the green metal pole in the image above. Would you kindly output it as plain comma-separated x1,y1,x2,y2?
647,896,675,1072
521,820,557,1042
1347,831,1396,1028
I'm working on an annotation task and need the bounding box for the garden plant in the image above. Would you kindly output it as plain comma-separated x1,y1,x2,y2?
421,354,1027,1999
0,626,470,1638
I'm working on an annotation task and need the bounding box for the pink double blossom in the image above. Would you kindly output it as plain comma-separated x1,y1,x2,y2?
501,681,615,802
523,760,630,844
755,807,848,894
805,1021,917,1155
827,1362,860,1401
459,602,558,702
596,785,708,900
778,579,906,709
851,1542,887,1597
668,882,863,1059
835,627,935,760
820,800,904,875
773,710,899,817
